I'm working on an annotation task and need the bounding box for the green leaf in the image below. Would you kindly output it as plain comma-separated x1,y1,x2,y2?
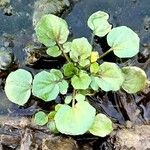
107,26,140,58
48,111,56,120
90,51,99,63
90,62,99,74
55,104,62,111
54,101,96,135
63,42,71,53
69,37,92,62
5,69,32,106
64,96,72,104
79,59,90,67
47,121,59,133
46,46,62,57
35,14,69,47
90,76,99,91
50,69,63,80
75,94,85,102
89,113,113,137
63,63,78,77
34,111,48,126
122,66,147,93
58,80,68,94
32,71,59,101
95,62,124,91
71,71,91,90
87,11,112,37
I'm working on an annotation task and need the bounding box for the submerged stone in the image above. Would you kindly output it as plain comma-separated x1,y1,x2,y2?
33,0,70,26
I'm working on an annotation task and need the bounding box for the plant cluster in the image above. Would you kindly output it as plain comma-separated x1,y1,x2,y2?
4,11,148,137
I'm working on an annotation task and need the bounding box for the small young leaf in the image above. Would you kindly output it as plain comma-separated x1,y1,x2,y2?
90,51,99,63
63,42,71,53
71,71,91,90
90,62,99,74
89,113,113,137
90,76,99,91
107,26,140,58
50,69,63,80
95,62,124,91
87,11,112,37
63,63,78,77
64,95,72,104
75,94,85,102
35,14,69,47
55,104,62,111
5,69,32,106
79,59,90,67
48,111,56,120
34,111,48,126
32,71,59,101
47,121,59,133
122,66,147,93
46,46,62,57
54,101,96,135
58,80,68,94
69,37,92,62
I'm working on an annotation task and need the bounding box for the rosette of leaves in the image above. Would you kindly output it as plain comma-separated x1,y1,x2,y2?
32,69,68,101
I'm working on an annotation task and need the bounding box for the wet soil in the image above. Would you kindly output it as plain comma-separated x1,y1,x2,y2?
0,0,150,149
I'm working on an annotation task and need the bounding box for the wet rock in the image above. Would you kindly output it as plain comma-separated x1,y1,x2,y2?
144,16,150,31
24,42,46,65
0,0,10,8
0,47,14,70
42,136,78,150
113,125,150,150
33,0,70,26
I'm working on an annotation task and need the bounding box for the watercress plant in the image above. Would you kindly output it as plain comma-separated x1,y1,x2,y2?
4,11,148,137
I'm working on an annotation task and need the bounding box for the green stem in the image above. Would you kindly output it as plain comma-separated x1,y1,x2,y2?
57,42,71,63
90,33,95,46
98,48,113,60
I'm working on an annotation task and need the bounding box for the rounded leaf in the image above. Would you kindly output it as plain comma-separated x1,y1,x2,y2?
63,42,71,53
5,69,32,106
95,62,124,91
90,51,99,63
47,121,59,133
69,37,92,62
107,26,140,58
46,46,62,57
50,69,63,80
64,96,72,104
90,62,99,74
34,111,48,126
89,113,113,137
58,80,68,94
32,71,59,101
75,94,85,102
63,63,78,77
122,66,147,93
87,11,112,37
35,14,69,47
54,101,96,135
71,71,91,90
90,76,99,91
